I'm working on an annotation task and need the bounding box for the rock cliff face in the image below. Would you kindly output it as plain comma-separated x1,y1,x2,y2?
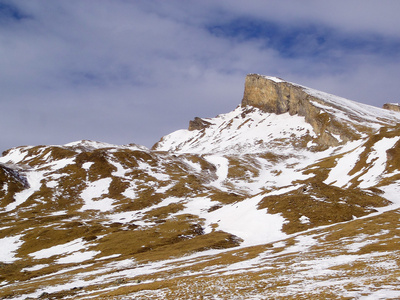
241,74,390,149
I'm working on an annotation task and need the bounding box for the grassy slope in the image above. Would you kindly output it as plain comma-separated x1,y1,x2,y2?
2,207,397,299
0,123,400,299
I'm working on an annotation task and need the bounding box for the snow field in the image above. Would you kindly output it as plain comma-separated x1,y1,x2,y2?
29,238,88,260
202,195,287,246
180,194,287,247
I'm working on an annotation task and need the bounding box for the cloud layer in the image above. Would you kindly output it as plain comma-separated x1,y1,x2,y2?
1,0,399,150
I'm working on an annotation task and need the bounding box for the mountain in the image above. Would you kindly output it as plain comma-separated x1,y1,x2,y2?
1,74,400,299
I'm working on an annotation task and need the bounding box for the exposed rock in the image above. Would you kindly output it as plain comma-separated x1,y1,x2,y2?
188,117,212,131
241,74,363,149
383,103,400,112
0,163,29,188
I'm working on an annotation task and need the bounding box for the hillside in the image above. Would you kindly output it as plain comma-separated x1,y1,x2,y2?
1,74,400,299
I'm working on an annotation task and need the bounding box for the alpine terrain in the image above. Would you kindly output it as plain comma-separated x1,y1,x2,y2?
1,74,400,299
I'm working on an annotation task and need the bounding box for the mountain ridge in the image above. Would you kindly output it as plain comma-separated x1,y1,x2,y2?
158,74,400,152
1,75,400,299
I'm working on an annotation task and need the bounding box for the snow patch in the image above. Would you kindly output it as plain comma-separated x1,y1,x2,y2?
46,157,75,169
0,147,32,164
21,264,49,272
205,155,229,189
262,75,284,83
80,178,114,212
299,215,311,224
202,194,287,246
0,235,23,262
29,238,88,260
56,250,100,264
82,162,94,170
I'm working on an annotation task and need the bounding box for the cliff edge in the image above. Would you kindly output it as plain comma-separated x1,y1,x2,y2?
242,74,400,148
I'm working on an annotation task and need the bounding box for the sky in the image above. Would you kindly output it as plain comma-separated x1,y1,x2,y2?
1,0,400,152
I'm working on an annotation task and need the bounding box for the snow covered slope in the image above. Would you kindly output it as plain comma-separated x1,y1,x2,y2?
154,106,317,154
1,75,400,299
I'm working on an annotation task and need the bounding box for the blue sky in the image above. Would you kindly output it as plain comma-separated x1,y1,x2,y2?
1,0,400,151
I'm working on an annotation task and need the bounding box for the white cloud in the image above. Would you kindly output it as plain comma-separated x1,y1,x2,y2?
213,0,400,38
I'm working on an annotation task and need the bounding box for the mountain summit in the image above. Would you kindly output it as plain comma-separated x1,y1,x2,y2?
1,75,400,299
155,74,400,153
242,74,400,147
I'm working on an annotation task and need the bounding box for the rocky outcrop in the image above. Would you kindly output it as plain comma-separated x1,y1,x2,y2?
0,163,29,188
241,74,362,149
383,103,400,112
188,117,212,131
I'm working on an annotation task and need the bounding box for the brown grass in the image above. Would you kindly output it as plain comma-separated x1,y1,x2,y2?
2,138,400,299
258,181,389,234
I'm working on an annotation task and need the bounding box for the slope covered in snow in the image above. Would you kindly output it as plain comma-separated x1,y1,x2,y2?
154,106,316,154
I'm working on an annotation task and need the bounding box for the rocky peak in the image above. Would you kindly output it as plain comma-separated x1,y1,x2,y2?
242,74,293,114
241,74,400,149
241,74,345,148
